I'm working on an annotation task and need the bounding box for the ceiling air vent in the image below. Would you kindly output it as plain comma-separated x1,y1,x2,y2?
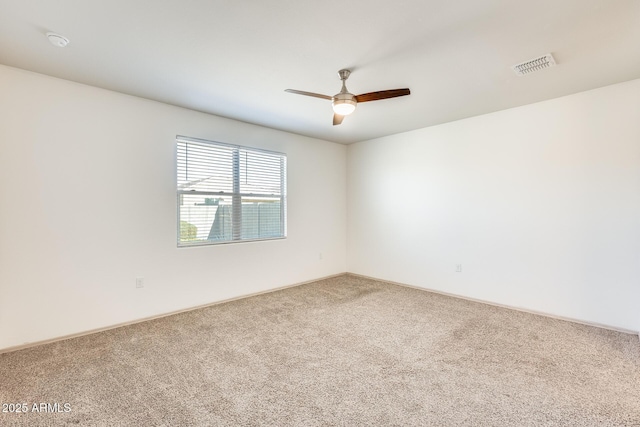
512,53,556,76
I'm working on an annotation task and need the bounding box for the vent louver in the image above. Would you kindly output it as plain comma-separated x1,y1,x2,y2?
512,53,556,76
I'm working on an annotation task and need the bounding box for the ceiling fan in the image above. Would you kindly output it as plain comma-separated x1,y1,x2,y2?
285,69,410,126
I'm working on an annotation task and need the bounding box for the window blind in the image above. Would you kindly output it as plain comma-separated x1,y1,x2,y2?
177,136,287,246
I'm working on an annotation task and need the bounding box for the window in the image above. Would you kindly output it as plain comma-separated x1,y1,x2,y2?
177,136,287,246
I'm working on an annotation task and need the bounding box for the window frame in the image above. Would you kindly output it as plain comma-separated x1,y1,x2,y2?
176,135,287,247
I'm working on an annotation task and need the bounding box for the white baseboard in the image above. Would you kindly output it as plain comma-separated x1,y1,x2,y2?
0,272,347,355
3,271,637,354
347,273,639,336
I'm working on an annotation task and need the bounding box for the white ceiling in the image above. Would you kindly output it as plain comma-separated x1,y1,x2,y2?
1,1,639,144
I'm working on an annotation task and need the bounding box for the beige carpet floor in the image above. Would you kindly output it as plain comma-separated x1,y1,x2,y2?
1,274,639,426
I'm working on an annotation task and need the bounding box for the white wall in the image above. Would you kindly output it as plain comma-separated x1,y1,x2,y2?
348,79,640,332
0,65,347,351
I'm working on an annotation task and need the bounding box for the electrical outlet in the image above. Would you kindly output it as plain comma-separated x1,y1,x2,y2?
455,264,462,273
136,277,144,288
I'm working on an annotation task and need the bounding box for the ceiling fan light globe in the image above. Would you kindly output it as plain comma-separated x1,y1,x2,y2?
332,99,356,116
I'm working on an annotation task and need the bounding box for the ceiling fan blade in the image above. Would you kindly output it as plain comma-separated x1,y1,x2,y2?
355,88,410,103
285,89,332,100
333,113,345,126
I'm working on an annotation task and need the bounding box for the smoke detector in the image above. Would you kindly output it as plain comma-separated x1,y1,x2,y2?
46,32,70,48
512,53,556,76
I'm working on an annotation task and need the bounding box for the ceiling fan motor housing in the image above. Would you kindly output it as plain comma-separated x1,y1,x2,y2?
332,92,357,115
333,70,356,115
